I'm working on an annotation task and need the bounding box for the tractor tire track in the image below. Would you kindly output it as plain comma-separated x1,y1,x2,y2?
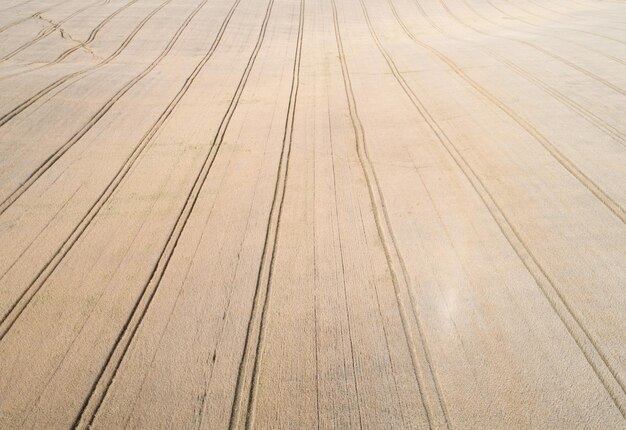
479,0,626,66
408,0,626,141
487,51,626,146
0,0,210,217
0,0,243,340
436,0,626,97
53,0,141,63
0,0,74,34
498,0,626,47
0,0,143,82
0,0,107,64
0,0,175,130
478,0,626,58
525,0,593,18
505,0,625,35
508,1,626,48
411,0,626,222
330,0,452,427
227,0,304,427
574,29,626,48
407,0,626,145
69,0,277,425
379,0,626,416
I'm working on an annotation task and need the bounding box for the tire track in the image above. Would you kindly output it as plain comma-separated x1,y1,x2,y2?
436,0,626,97
69,0,276,425
406,1,626,145
0,0,143,83
0,0,184,216
487,51,626,146
497,0,626,47
0,0,107,64
0,0,174,130
227,0,304,428
191,155,260,430
479,0,626,66
330,0,452,428
416,0,626,222
575,29,626,48
518,0,626,41
514,0,626,46
406,0,626,145
374,0,626,416
0,0,74,34
53,0,141,63
0,0,242,340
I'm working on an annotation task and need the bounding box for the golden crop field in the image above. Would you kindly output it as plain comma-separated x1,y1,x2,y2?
0,0,624,428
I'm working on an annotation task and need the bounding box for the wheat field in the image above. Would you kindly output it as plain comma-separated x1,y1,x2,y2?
0,0,625,428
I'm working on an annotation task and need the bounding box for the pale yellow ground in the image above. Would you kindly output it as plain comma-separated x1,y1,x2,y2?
0,0,624,428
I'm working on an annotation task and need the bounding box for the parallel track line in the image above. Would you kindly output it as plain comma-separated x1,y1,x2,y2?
228,0,304,427
331,0,453,427
0,0,239,340
0,0,174,130
70,0,278,425
378,0,626,415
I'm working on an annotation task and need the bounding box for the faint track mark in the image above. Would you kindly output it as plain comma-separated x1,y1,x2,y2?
381,0,626,416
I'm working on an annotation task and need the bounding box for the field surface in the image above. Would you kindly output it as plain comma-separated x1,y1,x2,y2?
0,0,625,428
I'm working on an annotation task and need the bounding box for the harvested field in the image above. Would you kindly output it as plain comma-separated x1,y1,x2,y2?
0,0,625,428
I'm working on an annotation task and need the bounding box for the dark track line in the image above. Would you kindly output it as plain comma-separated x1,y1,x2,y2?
330,0,452,427
423,0,626,223
371,0,626,416
0,0,142,83
486,51,626,146
0,0,37,13
408,0,626,146
228,0,304,427
493,0,626,47
0,0,174,130
477,0,626,66
0,0,234,340
0,0,107,64
0,1,186,217
69,0,278,425
53,0,141,63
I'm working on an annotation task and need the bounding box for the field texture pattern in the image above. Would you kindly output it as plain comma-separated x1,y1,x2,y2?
0,0,625,428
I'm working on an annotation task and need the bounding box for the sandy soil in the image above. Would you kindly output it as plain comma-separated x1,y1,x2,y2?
0,0,624,428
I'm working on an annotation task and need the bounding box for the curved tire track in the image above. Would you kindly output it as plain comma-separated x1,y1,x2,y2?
436,0,626,97
487,51,626,146
0,0,107,64
0,0,241,340
0,0,143,82
227,1,304,428
475,0,626,66
0,0,187,216
0,0,175,130
412,0,626,221
330,0,453,428
68,0,278,425
407,0,626,144
53,0,140,63
378,0,626,416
